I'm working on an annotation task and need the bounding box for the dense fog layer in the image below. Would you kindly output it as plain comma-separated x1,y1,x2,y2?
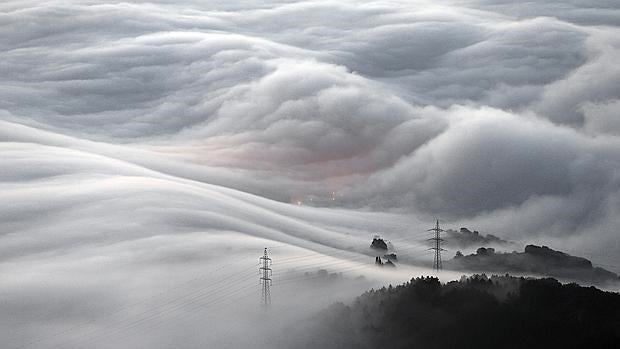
1,0,619,348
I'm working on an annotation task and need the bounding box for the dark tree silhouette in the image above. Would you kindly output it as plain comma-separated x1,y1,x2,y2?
285,275,620,349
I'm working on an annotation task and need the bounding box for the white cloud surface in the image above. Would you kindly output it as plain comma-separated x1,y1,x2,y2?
1,0,620,347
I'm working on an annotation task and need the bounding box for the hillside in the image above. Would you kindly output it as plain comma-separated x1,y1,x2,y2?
285,275,620,349
445,245,620,285
444,227,513,249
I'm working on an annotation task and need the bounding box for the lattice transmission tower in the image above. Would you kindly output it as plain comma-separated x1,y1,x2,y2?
259,248,272,308
428,219,446,271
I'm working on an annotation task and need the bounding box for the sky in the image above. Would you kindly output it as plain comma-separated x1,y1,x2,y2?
1,0,620,348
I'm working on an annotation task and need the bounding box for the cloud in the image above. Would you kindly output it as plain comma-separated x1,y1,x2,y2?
0,0,618,254
467,0,620,26
533,30,620,125
1,1,620,347
583,99,620,135
359,107,620,213
1,0,619,254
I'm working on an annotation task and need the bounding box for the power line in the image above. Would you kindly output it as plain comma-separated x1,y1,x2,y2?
21,238,436,349
37,261,258,349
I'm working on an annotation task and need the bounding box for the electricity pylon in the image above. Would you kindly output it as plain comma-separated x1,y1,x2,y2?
259,248,272,308
428,219,446,271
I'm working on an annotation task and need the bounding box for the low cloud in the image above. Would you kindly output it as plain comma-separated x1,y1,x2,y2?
1,1,620,347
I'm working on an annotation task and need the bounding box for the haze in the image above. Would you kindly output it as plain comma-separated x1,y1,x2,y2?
1,1,619,348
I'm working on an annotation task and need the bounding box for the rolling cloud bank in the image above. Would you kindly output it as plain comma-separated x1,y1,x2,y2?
1,0,620,348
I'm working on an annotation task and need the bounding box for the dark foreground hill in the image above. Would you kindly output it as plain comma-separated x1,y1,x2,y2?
284,275,620,349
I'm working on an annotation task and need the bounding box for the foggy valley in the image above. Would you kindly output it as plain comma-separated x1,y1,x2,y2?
1,0,620,348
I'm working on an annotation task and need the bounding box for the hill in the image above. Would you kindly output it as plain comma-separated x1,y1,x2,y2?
285,275,620,349
444,227,513,249
445,245,619,285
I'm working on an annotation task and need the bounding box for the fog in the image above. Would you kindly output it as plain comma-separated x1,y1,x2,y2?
1,0,619,347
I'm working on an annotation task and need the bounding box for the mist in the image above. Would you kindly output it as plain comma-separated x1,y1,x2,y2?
1,0,620,347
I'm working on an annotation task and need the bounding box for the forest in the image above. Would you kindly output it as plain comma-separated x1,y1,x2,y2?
283,275,620,349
